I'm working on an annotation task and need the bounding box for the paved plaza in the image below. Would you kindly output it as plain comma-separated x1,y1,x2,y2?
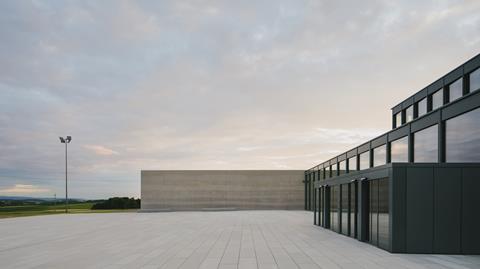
0,211,478,269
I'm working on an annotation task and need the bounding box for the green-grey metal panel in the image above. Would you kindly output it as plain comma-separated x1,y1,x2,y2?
427,79,444,95
442,90,480,121
414,88,428,102
406,167,434,253
444,66,464,85
462,167,480,254
358,142,370,154
372,135,388,148
464,54,480,73
410,111,440,133
434,167,461,254
388,125,409,141
390,167,406,253
403,96,414,108
347,148,358,158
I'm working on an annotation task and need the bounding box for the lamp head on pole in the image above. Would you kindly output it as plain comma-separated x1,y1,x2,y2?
59,136,72,143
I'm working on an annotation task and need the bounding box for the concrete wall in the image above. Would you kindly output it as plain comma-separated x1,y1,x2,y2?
141,170,304,211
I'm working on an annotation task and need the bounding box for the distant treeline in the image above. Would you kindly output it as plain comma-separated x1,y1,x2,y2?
91,197,140,210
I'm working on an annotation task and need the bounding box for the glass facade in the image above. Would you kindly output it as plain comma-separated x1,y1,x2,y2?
395,112,402,127
330,185,339,232
324,168,329,179
446,108,480,162
338,160,346,175
431,89,443,110
359,151,370,170
348,156,357,172
369,178,390,250
471,68,480,92
378,178,390,250
349,182,357,238
391,136,409,162
369,180,378,246
341,184,348,235
449,78,463,102
373,145,387,167
418,98,427,117
414,125,438,162
405,106,413,123
331,164,337,177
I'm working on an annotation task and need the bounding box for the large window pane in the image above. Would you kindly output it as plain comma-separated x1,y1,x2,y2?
348,156,357,172
414,125,438,162
359,151,370,170
349,182,357,238
324,168,329,179
418,98,427,117
446,108,480,162
331,164,337,177
330,185,339,232
395,112,402,127
471,68,480,92
341,184,349,235
405,106,413,123
391,136,409,162
370,180,378,245
432,89,443,110
378,178,390,250
373,145,387,167
339,160,346,175
449,78,463,102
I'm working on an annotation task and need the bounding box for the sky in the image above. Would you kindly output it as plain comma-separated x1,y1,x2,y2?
0,0,479,199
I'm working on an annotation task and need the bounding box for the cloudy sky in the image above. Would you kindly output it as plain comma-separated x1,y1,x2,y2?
0,0,479,199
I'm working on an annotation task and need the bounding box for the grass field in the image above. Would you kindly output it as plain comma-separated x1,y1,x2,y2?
0,203,137,219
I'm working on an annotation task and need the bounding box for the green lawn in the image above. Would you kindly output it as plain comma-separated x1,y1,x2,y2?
0,203,137,219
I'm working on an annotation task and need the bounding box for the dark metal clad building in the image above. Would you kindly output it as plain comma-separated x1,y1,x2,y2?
304,53,480,254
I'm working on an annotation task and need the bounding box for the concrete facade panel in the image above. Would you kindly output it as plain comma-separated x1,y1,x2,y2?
141,170,304,211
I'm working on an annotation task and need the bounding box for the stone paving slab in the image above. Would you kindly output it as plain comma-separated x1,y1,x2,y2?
0,211,479,269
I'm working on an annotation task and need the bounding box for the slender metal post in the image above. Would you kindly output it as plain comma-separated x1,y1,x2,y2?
65,141,68,213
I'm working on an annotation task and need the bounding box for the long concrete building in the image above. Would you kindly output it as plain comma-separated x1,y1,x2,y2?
141,170,304,211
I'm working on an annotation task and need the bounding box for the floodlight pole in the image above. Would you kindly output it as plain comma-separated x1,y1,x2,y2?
59,136,71,214
65,140,68,213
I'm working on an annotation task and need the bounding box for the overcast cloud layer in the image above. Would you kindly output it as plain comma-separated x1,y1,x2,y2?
0,0,479,199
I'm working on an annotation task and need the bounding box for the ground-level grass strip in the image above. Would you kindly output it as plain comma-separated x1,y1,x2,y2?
0,203,137,219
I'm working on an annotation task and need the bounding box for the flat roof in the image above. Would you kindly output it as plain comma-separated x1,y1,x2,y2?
391,53,480,114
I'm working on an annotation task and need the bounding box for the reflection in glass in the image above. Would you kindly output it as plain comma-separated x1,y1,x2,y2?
359,151,370,170
432,89,443,110
417,98,427,117
349,182,357,238
331,163,337,177
339,160,346,175
395,112,402,127
341,184,349,235
471,68,480,92
373,145,386,167
391,136,409,162
449,78,463,102
414,125,438,162
370,180,378,246
348,156,357,172
324,168,329,179
378,178,390,250
318,187,323,227
446,108,480,162
330,185,339,232
405,106,413,123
